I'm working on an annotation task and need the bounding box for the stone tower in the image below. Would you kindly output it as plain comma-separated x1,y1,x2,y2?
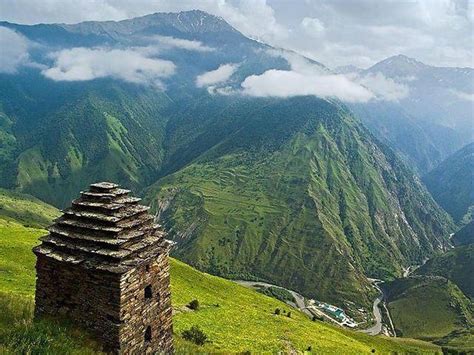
33,182,173,354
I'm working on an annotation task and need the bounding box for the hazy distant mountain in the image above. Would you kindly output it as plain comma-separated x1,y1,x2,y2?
334,65,362,74
423,143,474,224
0,11,454,309
350,55,473,174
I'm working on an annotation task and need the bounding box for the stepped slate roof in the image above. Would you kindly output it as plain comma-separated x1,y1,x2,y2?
33,182,170,274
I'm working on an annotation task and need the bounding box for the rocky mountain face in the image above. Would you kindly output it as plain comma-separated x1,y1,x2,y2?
0,11,455,308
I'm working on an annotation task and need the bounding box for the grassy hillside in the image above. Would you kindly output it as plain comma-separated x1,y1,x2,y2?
147,97,453,310
0,189,59,228
384,276,473,349
0,78,171,208
0,215,441,353
423,142,474,224
416,244,474,300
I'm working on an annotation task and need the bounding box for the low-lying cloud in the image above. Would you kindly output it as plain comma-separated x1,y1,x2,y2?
0,27,30,73
354,72,409,101
196,63,238,88
452,89,474,102
238,50,409,102
241,70,374,102
152,35,214,52
239,50,374,103
42,47,175,85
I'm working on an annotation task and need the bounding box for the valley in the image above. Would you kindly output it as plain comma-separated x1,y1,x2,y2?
0,193,442,353
0,6,472,353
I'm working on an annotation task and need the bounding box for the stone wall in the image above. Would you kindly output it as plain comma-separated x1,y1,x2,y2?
119,253,173,353
35,255,122,350
35,253,173,354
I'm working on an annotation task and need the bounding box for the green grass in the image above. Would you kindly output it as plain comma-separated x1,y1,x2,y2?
0,216,441,353
171,259,440,353
0,292,102,354
0,219,47,294
384,276,473,349
0,189,59,228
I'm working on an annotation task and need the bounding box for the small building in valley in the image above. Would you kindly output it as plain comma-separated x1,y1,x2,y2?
33,182,173,354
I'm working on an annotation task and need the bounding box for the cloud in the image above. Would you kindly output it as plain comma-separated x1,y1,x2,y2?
0,27,30,73
451,90,474,102
301,17,325,37
354,72,409,101
152,35,214,52
239,50,406,102
241,69,374,102
42,47,175,85
196,63,239,88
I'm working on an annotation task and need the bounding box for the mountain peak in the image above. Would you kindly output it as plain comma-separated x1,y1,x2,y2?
384,54,424,66
126,9,239,34
60,9,240,37
365,54,427,76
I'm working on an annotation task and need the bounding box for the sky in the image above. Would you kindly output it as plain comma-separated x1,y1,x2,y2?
0,0,472,68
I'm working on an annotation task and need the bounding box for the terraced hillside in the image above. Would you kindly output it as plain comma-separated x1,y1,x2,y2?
147,97,453,309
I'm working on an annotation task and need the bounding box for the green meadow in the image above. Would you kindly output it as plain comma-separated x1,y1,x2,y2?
0,191,441,353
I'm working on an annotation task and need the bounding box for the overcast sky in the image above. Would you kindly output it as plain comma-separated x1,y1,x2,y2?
1,0,472,68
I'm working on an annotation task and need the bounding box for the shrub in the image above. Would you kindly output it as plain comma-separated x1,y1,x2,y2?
181,326,208,346
274,308,281,315
187,299,200,310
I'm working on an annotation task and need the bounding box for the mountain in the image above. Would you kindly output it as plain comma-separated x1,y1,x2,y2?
383,276,473,349
452,221,474,246
350,55,473,174
415,243,474,300
0,195,440,354
146,95,454,309
0,11,454,311
423,143,474,224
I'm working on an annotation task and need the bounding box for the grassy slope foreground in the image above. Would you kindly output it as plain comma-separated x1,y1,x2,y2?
0,204,440,353
383,276,473,350
0,190,59,294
